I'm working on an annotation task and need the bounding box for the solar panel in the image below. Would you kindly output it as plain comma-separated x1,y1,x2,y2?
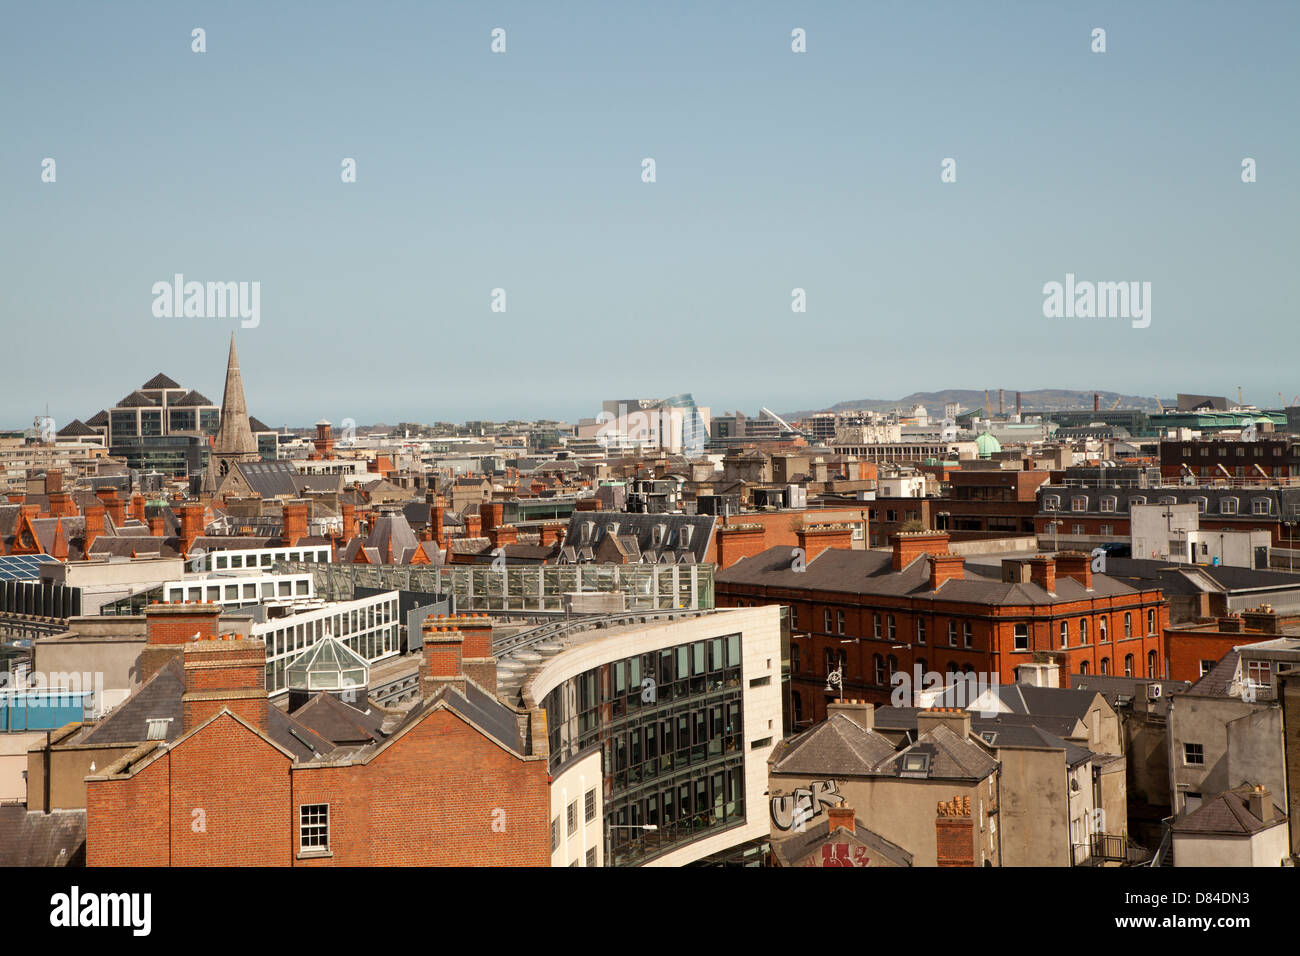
0,554,58,581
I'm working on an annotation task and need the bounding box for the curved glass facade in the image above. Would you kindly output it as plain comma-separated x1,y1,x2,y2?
543,632,746,866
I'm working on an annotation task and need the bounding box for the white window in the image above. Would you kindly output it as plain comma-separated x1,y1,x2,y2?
1100,497,1117,513
1252,498,1271,515
948,621,957,646
1044,496,1060,512
1071,496,1087,512
1221,498,1238,515
1129,496,1145,508
963,622,973,648
1014,623,1028,652
1193,497,1207,513
300,804,329,852
1060,621,1069,648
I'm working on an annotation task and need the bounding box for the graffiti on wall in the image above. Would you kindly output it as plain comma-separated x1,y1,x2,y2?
770,779,841,831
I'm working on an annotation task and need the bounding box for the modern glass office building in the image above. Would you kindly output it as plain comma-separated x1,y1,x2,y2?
506,606,782,868
542,632,747,865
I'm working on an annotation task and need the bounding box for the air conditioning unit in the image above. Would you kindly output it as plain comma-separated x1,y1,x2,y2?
1148,683,1163,700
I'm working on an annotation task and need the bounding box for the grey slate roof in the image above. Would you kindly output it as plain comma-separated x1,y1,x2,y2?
81,658,186,745
289,692,386,746
141,373,182,390
115,390,158,408
875,724,999,780
1172,786,1286,835
1187,650,1242,698
0,807,85,866
770,713,897,775
55,419,97,437
233,460,302,498
175,389,214,407
771,816,914,868
392,679,523,754
718,546,1140,606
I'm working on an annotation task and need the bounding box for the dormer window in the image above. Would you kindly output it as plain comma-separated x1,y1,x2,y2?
679,526,693,548
1044,495,1060,512
1252,498,1270,515
146,718,173,740
901,752,931,776
1099,496,1117,513
1221,498,1238,515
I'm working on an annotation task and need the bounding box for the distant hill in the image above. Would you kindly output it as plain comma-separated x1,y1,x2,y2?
782,389,1164,419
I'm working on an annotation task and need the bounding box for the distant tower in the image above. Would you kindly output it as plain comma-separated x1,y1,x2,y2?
314,419,335,459
204,334,260,493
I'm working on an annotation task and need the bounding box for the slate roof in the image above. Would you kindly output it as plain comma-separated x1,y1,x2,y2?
771,815,914,868
81,658,186,745
1187,650,1242,698
290,692,386,746
1172,786,1286,835
770,714,899,775
115,390,158,408
875,724,999,780
55,419,97,437
174,389,214,407
390,679,522,754
560,512,715,564
248,416,271,432
718,546,1139,606
85,410,109,427
0,807,85,866
1070,673,1191,715
141,373,182,390
232,461,302,498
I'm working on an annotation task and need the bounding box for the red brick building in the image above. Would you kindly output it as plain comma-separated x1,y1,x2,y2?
85,616,551,866
1165,607,1300,683
716,532,1169,727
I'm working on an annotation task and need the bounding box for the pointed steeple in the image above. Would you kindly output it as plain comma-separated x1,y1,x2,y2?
214,334,257,457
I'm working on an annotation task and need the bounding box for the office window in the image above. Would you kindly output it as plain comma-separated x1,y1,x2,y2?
551,817,560,852
1147,609,1155,635
874,654,885,685
823,609,832,633
873,614,881,639
790,605,799,629
916,618,926,644
585,789,596,822
1080,618,1089,645
1183,743,1204,765
567,801,577,834
586,847,597,867
1124,654,1134,677
887,615,896,640
1124,613,1132,638
300,804,329,852
963,622,972,648
1147,651,1157,678
836,610,845,635
1060,621,1069,648
1013,623,1028,652
947,621,957,646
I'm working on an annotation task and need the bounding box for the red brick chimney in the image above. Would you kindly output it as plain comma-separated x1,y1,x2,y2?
482,502,505,535
452,613,497,690
827,803,855,834
537,523,564,547
892,531,950,571
83,504,105,553
419,617,467,699
7,493,25,505
796,523,855,562
1028,556,1056,593
130,494,147,525
487,524,518,548
465,514,482,538
282,500,308,547
142,600,222,679
45,469,63,494
341,502,357,540
929,553,965,590
96,488,125,528
179,503,205,556
935,794,975,867
716,523,766,569
1055,551,1092,589
47,476,75,518
181,633,268,733
148,515,165,537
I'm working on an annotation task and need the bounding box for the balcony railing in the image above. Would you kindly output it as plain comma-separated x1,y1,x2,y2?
1072,832,1129,866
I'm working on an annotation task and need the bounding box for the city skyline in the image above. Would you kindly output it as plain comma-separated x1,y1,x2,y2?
3,1,1297,426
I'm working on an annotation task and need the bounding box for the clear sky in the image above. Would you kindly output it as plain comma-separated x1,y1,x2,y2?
2,0,1296,430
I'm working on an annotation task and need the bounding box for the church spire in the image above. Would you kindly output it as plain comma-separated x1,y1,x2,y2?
213,333,257,457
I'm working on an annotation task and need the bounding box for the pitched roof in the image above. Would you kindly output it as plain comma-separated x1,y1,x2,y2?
55,419,97,437
115,390,158,408
289,692,385,745
141,372,182,390
718,546,1139,607
174,389,214,407
81,658,186,745
0,807,85,866
1172,786,1286,835
770,714,897,775
85,410,109,427
1187,650,1242,698
771,815,914,868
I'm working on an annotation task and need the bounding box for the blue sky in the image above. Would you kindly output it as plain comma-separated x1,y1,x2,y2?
2,0,1296,429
